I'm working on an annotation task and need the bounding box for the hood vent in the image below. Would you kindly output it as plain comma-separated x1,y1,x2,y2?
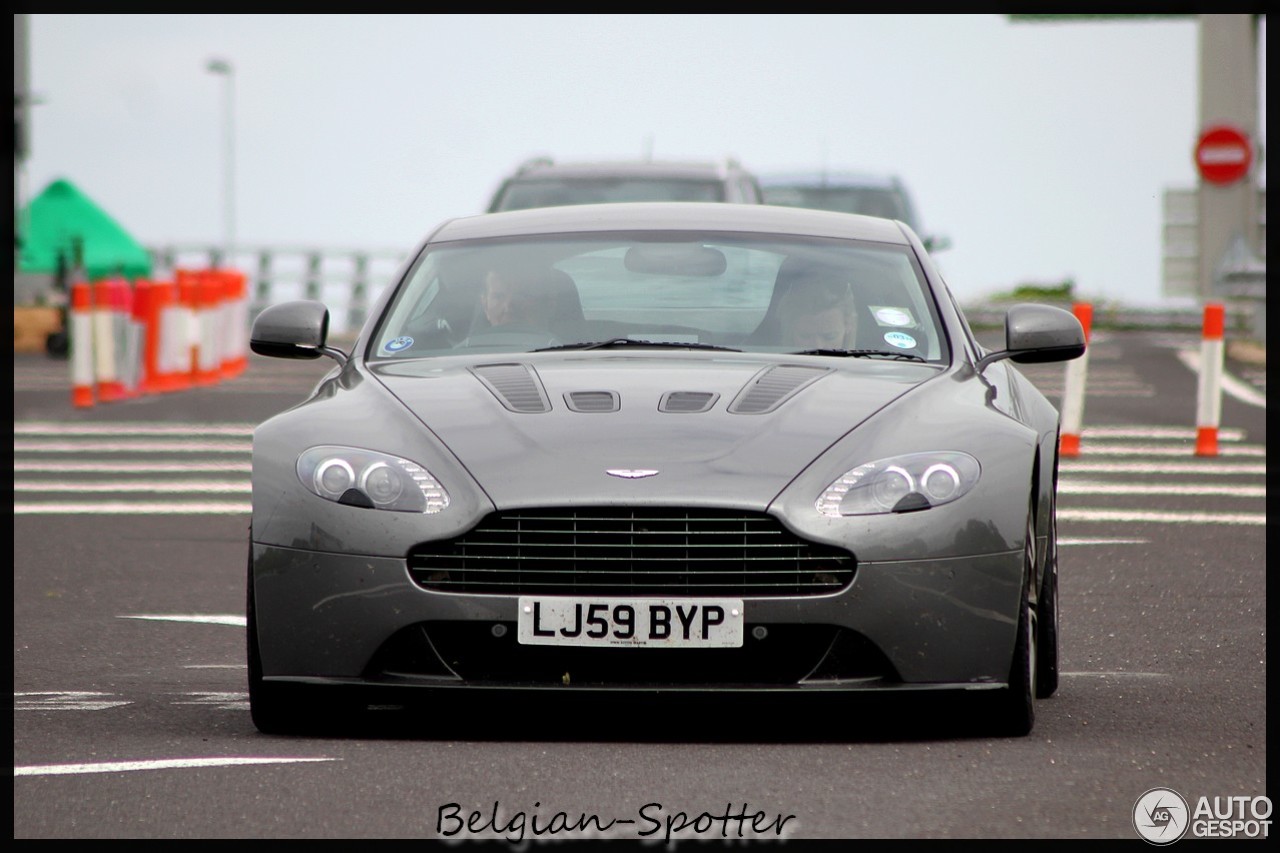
728,364,831,414
564,390,620,413
659,391,720,413
469,363,551,413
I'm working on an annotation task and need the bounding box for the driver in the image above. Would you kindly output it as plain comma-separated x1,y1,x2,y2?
480,266,557,329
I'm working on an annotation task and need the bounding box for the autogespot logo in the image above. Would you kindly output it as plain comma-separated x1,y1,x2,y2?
1134,787,1190,845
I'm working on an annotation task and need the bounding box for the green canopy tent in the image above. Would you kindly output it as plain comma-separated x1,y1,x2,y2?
18,178,153,281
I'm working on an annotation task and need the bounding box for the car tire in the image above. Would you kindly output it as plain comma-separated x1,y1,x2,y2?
1035,483,1061,699
989,507,1038,737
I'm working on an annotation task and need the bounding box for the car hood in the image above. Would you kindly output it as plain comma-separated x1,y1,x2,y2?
371,355,940,509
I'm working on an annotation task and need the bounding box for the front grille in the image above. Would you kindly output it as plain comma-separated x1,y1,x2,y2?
408,508,855,596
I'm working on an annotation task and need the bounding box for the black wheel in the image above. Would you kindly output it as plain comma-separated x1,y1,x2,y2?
1036,481,1061,699
989,506,1038,736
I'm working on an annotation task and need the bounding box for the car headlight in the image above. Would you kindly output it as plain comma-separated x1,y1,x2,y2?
816,451,980,516
297,446,450,513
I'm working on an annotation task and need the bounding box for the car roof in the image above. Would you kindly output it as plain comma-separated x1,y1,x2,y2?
429,201,913,244
759,171,905,190
508,158,749,181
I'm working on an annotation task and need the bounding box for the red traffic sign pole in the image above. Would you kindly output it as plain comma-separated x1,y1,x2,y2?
1194,125,1253,185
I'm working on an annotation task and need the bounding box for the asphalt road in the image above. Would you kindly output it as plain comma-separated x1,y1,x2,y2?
13,328,1267,840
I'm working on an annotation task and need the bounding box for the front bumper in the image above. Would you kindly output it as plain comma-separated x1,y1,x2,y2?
252,540,1024,691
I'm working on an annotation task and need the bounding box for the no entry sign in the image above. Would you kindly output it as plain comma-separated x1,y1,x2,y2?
1195,125,1252,185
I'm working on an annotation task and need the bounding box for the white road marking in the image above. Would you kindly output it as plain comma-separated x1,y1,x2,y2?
1057,508,1265,525
15,480,250,493
13,439,251,453
1058,480,1264,497
14,501,250,515
1061,671,1169,678
15,690,247,712
14,692,132,711
1058,537,1150,546
15,757,337,777
13,461,252,473
1060,461,1265,475
121,614,247,627
170,692,249,710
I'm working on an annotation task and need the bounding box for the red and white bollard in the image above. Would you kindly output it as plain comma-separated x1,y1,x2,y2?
92,279,125,403
1194,303,1226,457
1058,302,1092,458
154,278,189,393
69,280,95,408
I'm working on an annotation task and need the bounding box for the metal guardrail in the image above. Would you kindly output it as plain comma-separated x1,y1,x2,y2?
148,244,410,335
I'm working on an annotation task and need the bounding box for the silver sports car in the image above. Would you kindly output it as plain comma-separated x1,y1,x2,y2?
247,202,1085,737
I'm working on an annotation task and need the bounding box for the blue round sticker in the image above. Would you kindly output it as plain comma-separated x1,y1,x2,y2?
883,331,917,350
384,336,414,353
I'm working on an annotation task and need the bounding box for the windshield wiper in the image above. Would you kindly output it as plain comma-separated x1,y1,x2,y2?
789,348,928,362
535,338,742,353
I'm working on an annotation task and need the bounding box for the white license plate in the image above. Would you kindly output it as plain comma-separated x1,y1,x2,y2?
517,597,744,648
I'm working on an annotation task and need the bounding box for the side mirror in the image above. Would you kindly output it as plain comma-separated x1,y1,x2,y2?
975,303,1085,373
250,300,347,366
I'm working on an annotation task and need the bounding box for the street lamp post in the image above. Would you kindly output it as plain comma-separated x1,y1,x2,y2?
206,58,235,266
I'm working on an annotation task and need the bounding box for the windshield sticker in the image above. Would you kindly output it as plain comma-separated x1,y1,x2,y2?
871,306,914,327
383,336,414,353
883,331,918,350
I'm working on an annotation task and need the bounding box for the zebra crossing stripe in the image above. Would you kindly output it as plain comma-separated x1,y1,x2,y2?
14,501,250,515
1057,508,1265,525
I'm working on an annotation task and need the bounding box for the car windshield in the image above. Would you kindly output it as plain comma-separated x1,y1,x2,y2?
494,178,726,210
369,231,947,362
762,185,911,224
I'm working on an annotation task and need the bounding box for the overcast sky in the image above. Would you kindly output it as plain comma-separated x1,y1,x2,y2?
19,14,1267,306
